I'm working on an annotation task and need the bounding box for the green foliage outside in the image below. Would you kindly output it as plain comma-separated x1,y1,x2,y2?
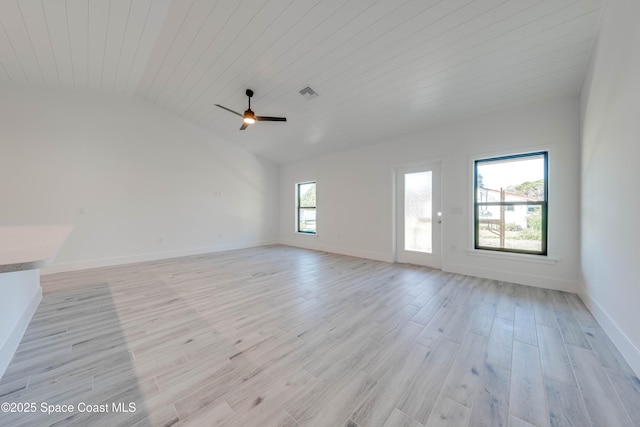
507,179,544,200
505,222,522,231
300,184,316,207
527,211,542,231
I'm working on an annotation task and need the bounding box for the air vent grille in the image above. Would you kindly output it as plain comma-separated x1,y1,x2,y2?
299,86,318,99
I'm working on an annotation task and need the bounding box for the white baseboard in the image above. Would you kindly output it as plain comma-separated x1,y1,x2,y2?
42,240,278,275
579,291,640,377
278,240,577,292
0,286,42,380
443,261,578,292
278,239,392,263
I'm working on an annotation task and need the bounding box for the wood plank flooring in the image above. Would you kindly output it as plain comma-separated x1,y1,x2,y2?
0,245,638,426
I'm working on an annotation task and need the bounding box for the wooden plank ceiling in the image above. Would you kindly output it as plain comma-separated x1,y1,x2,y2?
0,0,603,164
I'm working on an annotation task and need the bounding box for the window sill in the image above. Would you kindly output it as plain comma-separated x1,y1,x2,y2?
466,249,558,265
295,232,318,237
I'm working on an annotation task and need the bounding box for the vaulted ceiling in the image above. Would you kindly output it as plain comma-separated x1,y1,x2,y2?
0,0,603,164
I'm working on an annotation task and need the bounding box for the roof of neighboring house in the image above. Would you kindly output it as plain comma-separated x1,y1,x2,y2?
479,187,541,202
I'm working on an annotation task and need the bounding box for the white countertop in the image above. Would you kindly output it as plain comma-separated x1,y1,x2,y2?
0,225,73,273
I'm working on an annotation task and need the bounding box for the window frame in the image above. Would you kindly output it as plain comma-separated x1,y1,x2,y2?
474,151,548,256
296,181,317,235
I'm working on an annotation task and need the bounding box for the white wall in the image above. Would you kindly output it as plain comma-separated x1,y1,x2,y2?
0,86,279,272
280,96,581,292
580,0,640,374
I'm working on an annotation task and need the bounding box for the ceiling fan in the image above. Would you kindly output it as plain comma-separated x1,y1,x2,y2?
215,89,287,130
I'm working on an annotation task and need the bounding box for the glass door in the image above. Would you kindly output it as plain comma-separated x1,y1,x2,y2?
396,163,442,268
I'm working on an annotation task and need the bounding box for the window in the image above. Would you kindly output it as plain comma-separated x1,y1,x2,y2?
474,152,547,255
297,181,316,234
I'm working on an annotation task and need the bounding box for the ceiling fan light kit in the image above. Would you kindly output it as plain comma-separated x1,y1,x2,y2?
216,89,286,130
243,110,256,124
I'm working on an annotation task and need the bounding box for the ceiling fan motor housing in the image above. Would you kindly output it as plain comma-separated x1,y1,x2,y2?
243,109,256,123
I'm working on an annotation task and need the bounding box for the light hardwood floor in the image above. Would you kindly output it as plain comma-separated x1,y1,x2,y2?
0,245,638,426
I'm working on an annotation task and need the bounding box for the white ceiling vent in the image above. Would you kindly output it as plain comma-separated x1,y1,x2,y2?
299,86,319,99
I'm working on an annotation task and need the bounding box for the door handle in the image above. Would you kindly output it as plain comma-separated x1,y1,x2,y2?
437,212,442,224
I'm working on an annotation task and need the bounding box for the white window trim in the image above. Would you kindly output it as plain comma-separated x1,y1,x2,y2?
466,248,558,264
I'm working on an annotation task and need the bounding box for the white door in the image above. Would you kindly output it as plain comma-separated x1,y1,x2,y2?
396,163,442,268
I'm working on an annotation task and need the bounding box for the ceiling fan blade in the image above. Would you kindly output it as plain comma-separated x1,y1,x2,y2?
215,104,242,117
239,123,249,130
256,116,287,122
